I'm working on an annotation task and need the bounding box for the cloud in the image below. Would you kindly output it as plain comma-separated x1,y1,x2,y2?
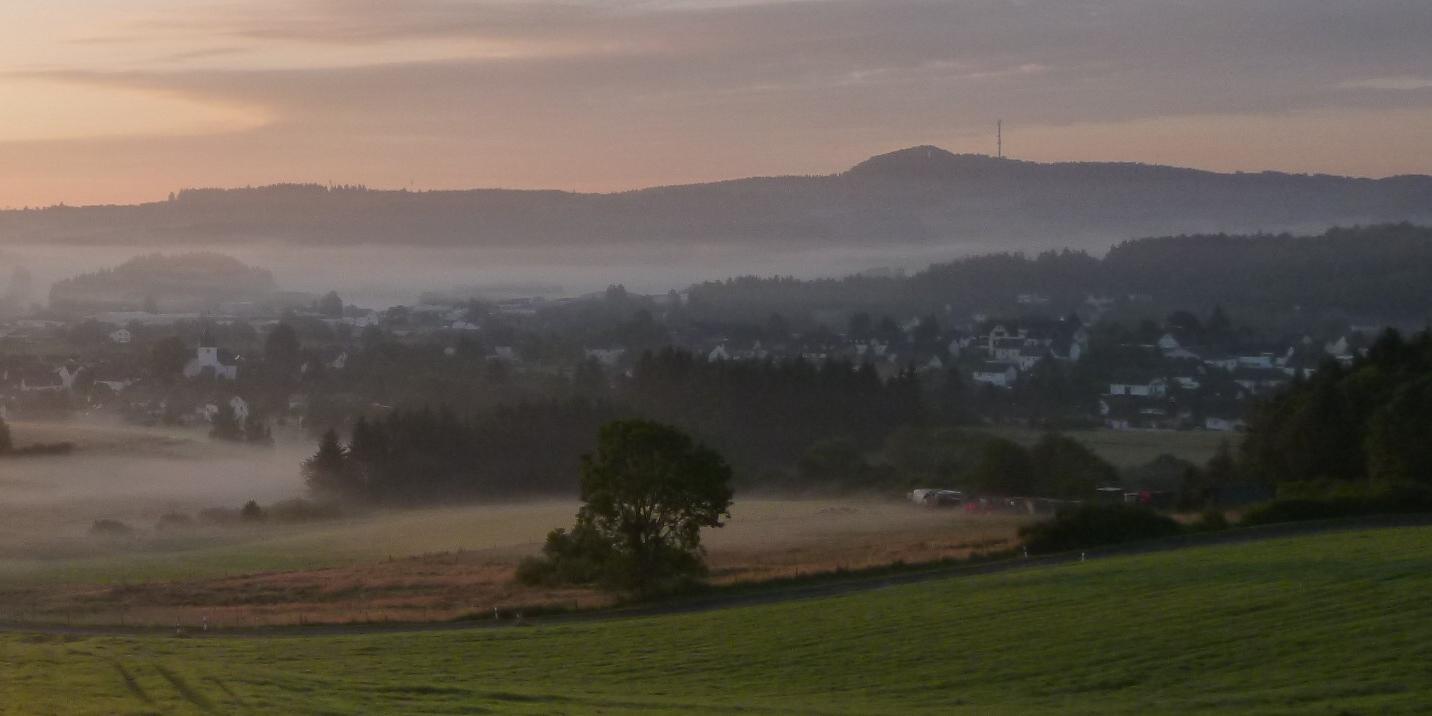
1340,76,1432,91
2,0,1431,205
49,0,1432,119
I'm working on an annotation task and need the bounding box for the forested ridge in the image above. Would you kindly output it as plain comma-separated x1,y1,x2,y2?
687,224,1432,324
3,147,1427,249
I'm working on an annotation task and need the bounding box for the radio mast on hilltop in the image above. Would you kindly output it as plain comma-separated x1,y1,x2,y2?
997,119,1003,159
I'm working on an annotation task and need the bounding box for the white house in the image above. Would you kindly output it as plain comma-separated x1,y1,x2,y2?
202,396,250,423
991,337,1025,362
20,365,81,392
1237,354,1276,369
1204,416,1246,432
1050,340,1084,362
1108,378,1168,398
1202,355,1240,371
95,379,133,394
108,328,132,344
230,396,250,423
972,363,1018,388
584,347,627,368
183,340,238,380
734,341,770,361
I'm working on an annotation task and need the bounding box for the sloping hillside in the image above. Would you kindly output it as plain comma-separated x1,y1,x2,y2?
47,252,276,313
2,148,1429,250
4,526,1430,714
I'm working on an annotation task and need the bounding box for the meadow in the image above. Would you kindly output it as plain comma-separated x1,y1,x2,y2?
0,419,1224,627
2,526,1429,714
0,500,1025,627
1,420,1025,625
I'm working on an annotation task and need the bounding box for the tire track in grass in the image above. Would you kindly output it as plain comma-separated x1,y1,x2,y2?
154,663,216,713
111,661,154,707
203,676,252,712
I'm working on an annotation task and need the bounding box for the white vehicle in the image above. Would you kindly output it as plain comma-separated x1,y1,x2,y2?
907,488,964,508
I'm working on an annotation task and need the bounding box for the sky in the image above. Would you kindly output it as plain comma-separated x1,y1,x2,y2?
1,0,1430,207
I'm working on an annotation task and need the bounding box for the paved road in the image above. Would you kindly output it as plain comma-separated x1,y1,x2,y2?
3,513,1428,640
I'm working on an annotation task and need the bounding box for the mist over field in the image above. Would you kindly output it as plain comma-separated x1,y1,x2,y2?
0,240,981,308
0,420,310,557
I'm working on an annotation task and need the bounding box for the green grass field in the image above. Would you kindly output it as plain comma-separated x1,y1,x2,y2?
3,526,1429,714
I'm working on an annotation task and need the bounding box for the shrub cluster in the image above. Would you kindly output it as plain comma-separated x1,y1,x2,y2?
1240,484,1432,526
1018,504,1183,555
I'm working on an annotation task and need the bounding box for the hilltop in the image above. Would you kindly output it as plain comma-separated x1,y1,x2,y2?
1,149,1429,251
47,252,277,314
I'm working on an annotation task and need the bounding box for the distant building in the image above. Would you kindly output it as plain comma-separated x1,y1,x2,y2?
584,347,627,368
1203,416,1246,432
183,333,238,380
972,363,1018,388
1107,378,1168,398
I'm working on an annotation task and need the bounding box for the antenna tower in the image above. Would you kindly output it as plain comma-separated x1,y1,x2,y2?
997,119,1003,159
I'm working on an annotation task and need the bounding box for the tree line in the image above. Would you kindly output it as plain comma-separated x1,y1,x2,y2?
1241,328,1432,488
302,349,926,504
685,224,1432,327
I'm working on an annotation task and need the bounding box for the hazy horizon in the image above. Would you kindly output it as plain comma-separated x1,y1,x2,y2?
9,145,1432,212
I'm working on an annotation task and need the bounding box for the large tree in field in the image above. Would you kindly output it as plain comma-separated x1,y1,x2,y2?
521,420,734,592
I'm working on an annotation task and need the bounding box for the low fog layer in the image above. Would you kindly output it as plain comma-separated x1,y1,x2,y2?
0,419,310,556
1,241,983,308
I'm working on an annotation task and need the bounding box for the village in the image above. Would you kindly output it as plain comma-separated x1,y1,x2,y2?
0,275,1378,438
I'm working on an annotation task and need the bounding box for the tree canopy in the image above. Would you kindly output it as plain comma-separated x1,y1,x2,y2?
1242,329,1432,487
520,420,734,593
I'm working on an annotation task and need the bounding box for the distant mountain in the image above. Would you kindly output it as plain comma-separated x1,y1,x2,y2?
48,252,277,314
3,148,1430,250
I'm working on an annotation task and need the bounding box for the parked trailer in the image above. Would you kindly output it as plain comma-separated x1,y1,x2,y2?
908,488,964,508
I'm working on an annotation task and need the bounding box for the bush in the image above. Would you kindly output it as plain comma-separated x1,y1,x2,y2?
1239,498,1355,526
1189,509,1231,532
239,500,267,523
520,420,732,594
1240,484,1432,526
517,526,618,587
1019,504,1183,555
1362,483,1432,513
